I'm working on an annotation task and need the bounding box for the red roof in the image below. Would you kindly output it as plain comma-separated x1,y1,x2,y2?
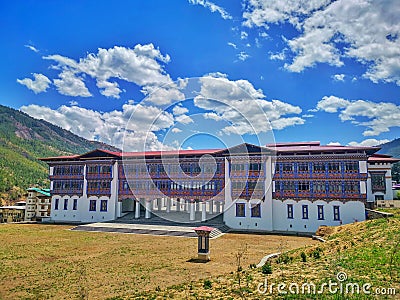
368,154,400,163
122,149,222,158
194,226,215,232
266,141,321,147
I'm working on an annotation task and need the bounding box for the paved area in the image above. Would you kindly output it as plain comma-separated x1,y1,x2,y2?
71,222,225,238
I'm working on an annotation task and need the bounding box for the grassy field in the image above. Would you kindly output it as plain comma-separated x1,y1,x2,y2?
140,209,400,300
0,224,315,299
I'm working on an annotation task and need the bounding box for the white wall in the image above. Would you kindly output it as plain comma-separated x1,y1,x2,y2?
367,162,393,202
272,199,365,233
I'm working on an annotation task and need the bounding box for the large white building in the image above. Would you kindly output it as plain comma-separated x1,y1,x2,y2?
40,142,398,233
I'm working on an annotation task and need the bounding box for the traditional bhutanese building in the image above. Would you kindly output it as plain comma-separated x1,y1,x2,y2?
0,201,26,223
25,187,51,221
39,142,398,234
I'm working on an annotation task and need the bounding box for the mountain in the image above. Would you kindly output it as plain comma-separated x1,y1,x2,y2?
0,104,119,203
377,138,400,158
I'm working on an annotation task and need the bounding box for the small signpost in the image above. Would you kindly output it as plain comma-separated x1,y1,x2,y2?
194,226,214,261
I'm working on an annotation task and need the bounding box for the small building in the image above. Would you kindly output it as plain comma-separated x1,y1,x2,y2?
0,201,26,223
366,154,400,208
25,187,51,221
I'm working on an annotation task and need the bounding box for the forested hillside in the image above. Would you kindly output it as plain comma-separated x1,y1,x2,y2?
0,104,119,203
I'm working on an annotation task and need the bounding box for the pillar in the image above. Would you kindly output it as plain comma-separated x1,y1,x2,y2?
135,200,140,219
186,199,190,213
176,199,181,212
190,201,195,221
166,198,171,213
201,202,207,221
145,200,151,219
157,198,162,211
209,200,214,214
216,201,221,214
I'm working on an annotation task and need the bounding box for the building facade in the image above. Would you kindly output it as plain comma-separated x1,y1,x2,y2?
25,187,51,221
0,201,26,223
40,142,398,233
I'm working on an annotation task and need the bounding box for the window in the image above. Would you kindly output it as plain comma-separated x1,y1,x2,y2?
89,200,96,211
317,205,324,220
329,181,342,193
283,181,295,192
54,199,59,210
313,162,326,172
249,163,261,171
282,163,293,172
371,173,386,192
328,162,340,172
287,204,293,219
344,162,358,172
333,206,340,221
231,163,245,172
375,195,384,201
73,199,78,210
302,205,308,219
344,181,359,193
251,203,261,217
100,200,108,212
313,182,326,193
298,163,309,172
63,199,68,210
236,203,245,217
298,181,310,192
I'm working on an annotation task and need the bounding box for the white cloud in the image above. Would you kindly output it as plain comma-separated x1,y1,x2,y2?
302,114,314,118
171,128,182,133
237,51,250,61
348,139,390,147
37,44,174,99
53,70,92,97
69,100,79,106
242,0,400,85
194,75,304,135
175,114,194,124
20,102,175,151
269,51,286,61
327,142,341,146
316,95,400,136
227,42,237,49
17,73,51,94
332,74,345,82
188,0,232,20
172,105,188,116
24,44,39,53
241,31,248,40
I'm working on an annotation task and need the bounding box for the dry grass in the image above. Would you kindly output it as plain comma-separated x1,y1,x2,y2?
0,224,315,299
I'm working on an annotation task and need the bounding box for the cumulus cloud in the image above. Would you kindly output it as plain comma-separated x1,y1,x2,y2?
348,139,390,147
171,128,182,133
20,102,175,151
194,75,304,135
53,70,92,97
24,44,174,99
17,73,51,94
316,95,400,136
332,74,345,82
188,0,232,20
241,31,248,40
242,0,400,85
327,142,341,146
172,105,188,116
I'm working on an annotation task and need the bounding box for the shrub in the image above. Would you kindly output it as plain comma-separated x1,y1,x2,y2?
203,279,212,289
277,253,293,264
261,262,272,274
301,251,307,262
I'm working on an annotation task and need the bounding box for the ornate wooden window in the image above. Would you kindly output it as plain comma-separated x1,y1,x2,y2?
236,203,246,217
287,204,294,219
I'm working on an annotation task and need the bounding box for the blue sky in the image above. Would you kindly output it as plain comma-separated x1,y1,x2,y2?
1,0,399,151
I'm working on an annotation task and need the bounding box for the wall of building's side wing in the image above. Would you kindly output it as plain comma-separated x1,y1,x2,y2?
223,157,274,231
367,162,394,202
272,199,365,233
49,161,119,223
